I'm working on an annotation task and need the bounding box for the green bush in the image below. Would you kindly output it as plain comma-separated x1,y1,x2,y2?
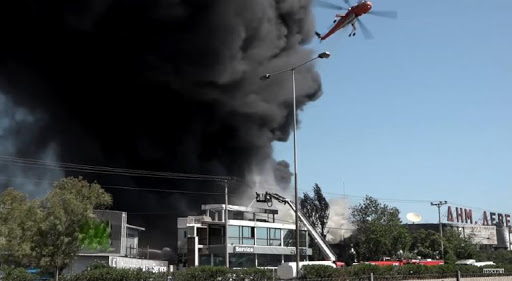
171,266,230,281
0,266,36,281
60,267,167,281
233,267,272,281
299,265,342,280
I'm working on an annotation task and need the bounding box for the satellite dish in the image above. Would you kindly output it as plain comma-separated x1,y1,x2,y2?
406,212,422,223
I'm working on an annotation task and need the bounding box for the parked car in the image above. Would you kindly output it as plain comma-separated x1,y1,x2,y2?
455,259,496,267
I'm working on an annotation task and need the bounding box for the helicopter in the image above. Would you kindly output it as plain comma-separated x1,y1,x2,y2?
314,0,397,40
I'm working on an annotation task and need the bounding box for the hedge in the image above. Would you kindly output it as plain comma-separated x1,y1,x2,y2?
0,266,37,281
60,267,168,281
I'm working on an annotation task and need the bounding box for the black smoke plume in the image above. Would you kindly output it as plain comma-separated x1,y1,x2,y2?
0,0,322,249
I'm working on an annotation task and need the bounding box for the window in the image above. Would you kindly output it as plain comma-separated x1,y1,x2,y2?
199,254,211,266
242,226,255,245
212,254,225,266
284,254,308,262
229,253,256,268
256,228,281,246
283,229,306,247
283,229,294,247
257,254,282,267
198,227,207,245
256,227,268,246
300,230,307,247
208,225,224,245
269,228,281,246
228,225,240,244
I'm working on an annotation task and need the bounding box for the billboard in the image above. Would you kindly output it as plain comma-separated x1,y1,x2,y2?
109,256,168,272
446,206,510,227
452,224,497,245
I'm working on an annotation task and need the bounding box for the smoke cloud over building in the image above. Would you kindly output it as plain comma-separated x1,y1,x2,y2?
0,0,322,248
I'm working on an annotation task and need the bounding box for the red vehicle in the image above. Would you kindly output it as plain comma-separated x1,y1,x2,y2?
315,0,397,40
365,258,444,266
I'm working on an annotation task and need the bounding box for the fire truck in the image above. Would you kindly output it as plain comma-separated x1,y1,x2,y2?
365,258,444,266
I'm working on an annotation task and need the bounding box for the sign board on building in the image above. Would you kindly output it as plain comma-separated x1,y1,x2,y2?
453,224,498,245
447,206,511,227
109,256,168,272
233,246,254,253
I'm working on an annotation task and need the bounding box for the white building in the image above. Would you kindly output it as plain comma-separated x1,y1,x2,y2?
65,210,168,273
177,204,311,269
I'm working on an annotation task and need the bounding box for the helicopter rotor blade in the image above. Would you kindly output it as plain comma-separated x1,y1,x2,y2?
344,0,351,6
356,18,374,40
314,0,346,10
367,10,398,19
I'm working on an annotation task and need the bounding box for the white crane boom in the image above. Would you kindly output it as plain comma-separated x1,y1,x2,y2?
256,192,337,261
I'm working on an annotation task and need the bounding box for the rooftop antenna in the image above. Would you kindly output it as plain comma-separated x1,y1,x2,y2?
343,180,346,197
406,212,422,224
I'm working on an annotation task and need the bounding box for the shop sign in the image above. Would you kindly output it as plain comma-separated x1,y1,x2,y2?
233,246,254,253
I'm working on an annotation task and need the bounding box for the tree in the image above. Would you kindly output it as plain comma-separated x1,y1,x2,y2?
350,195,411,261
443,228,476,263
409,229,442,259
300,184,330,238
300,184,330,261
32,177,112,281
0,188,42,267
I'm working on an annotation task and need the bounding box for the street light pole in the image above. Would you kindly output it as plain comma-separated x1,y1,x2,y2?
431,200,447,259
260,51,330,277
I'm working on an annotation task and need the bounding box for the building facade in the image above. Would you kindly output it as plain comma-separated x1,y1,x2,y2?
177,204,311,269
65,210,168,273
407,222,511,250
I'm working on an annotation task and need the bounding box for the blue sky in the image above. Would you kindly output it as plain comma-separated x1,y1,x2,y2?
273,0,512,224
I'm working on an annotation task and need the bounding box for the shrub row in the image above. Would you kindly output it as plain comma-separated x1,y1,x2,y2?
3,263,512,281
60,268,168,281
0,266,36,281
301,263,512,280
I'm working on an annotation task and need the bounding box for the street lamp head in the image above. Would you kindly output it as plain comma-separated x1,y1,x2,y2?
260,74,271,81
318,51,331,59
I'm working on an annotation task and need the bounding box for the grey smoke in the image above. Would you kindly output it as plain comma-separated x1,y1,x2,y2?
0,94,64,197
0,0,322,247
326,197,353,243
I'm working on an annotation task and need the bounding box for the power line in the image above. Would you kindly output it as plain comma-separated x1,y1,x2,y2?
299,188,435,204
0,155,239,182
0,175,229,196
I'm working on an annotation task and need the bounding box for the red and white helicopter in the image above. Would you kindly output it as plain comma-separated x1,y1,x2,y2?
315,0,397,41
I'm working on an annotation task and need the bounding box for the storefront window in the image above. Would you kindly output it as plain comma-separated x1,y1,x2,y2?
230,253,256,268
212,254,225,266
257,254,282,267
256,227,268,246
228,225,240,244
199,254,211,266
242,226,254,245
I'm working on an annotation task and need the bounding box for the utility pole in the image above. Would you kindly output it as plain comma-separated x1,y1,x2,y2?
224,180,229,268
431,201,448,259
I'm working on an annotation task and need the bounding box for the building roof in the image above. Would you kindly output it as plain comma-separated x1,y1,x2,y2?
201,204,278,215
126,224,145,231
